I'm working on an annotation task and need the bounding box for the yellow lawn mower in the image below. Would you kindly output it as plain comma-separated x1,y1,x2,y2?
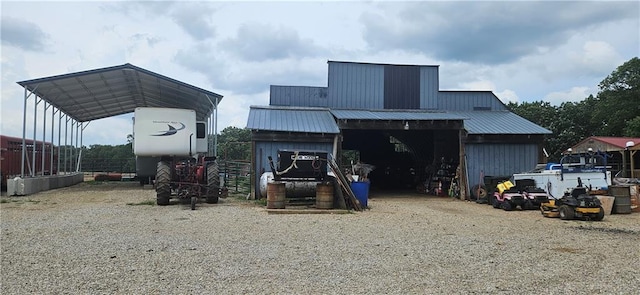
540,187,605,221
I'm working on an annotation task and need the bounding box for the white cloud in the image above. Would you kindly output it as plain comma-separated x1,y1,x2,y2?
1,1,638,147
495,90,520,105
544,86,591,105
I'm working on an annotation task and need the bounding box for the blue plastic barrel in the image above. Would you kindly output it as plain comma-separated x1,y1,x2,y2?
350,181,370,208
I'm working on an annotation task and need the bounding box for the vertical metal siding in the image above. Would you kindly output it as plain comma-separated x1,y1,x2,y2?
420,66,439,109
438,92,508,111
270,86,328,107
465,143,538,190
327,62,384,109
384,65,420,109
253,141,334,194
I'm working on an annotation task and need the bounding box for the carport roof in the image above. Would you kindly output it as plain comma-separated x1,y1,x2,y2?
17,63,223,122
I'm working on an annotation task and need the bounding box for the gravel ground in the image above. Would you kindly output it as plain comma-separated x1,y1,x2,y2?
1,182,639,294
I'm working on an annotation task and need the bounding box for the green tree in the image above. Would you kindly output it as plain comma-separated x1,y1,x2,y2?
624,116,640,137
592,57,640,136
216,126,251,161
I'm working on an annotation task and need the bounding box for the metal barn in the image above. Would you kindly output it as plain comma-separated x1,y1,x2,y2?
246,61,551,199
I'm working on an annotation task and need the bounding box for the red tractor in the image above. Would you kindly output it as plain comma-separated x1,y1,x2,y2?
133,107,222,209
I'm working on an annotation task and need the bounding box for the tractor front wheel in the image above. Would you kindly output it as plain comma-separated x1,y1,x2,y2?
156,161,171,206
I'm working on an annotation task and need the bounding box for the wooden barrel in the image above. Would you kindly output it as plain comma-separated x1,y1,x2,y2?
267,182,286,209
316,182,334,209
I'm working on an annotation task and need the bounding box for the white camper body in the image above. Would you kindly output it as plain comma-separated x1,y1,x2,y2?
133,107,208,157
513,168,611,199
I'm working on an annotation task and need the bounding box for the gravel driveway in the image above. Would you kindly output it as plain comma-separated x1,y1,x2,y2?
2,182,639,294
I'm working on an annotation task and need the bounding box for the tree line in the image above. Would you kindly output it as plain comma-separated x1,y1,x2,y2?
78,57,639,169
79,126,252,172
507,57,639,161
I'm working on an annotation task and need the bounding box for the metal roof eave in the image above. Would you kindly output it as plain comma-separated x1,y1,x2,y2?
16,63,223,122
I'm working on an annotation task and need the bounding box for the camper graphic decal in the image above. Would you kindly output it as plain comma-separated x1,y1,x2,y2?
151,121,186,136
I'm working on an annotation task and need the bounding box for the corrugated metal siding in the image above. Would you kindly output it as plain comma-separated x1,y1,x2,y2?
420,66,439,109
270,86,328,107
452,111,552,134
246,107,340,134
384,65,420,109
331,109,466,120
253,141,334,195
438,91,508,111
327,62,384,109
465,143,539,190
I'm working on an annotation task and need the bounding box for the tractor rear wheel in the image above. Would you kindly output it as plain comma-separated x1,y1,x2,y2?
559,205,574,220
156,161,171,206
205,161,220,204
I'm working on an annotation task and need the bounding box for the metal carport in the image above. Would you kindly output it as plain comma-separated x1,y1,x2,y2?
9,63,223,195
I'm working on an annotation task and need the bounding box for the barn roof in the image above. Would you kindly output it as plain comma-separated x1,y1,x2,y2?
330,109,465,121
450,111,553,135
246,106,340,134
17,63,223,122
571,136,640,152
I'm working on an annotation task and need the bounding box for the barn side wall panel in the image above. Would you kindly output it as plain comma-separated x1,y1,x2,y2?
270,86,328,107
420,66,439,110
327,63,384,109
464,143,539,190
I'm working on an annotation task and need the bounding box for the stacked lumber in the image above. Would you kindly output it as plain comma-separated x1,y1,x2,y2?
327,157,363,211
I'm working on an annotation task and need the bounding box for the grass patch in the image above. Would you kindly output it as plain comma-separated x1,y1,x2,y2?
126,200,156,206
84,180,105,185
0,199,9,204
254,198,267,206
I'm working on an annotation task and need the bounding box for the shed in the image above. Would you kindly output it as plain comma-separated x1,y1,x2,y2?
570,136,640,178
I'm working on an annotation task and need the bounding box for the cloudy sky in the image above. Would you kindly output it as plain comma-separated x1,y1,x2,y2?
1,1,639,146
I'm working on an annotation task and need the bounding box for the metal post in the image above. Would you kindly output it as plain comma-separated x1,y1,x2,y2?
214,96,219,157
57,111,62,175
32,96,41,177
42,102,48,176
64,115,70,173
51,107,57,175
21,88,28,177
70,119,75,173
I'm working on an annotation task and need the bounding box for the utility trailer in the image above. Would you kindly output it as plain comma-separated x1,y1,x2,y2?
133,107,220,209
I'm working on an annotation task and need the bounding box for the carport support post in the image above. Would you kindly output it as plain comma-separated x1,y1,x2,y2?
21,87,28,177
76,122,88,172
51,107,57,175
64,115,70,173
42,101,49,176
57,112,62,175
32,96,41,177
